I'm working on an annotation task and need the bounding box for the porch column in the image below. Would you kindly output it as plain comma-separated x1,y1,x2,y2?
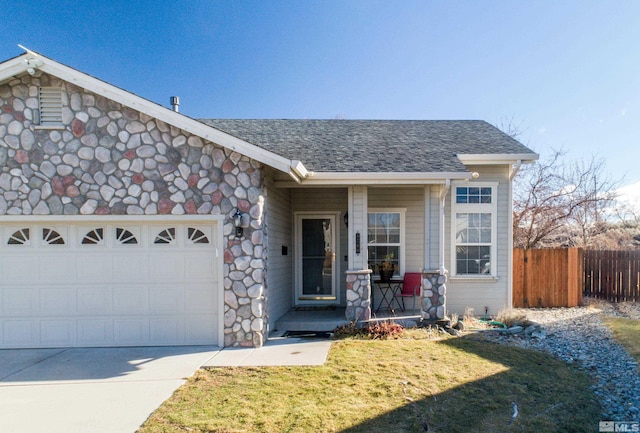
345,186,370,322
421,270,447,321
348,186,368,270
346,269,372,322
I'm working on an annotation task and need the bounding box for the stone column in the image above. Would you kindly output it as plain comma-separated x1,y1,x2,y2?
345,269,372,322
421,270,447,320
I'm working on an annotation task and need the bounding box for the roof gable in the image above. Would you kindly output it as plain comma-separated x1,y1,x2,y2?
0,50,306,180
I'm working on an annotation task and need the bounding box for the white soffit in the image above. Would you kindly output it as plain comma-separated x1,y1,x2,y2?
457,153,539,165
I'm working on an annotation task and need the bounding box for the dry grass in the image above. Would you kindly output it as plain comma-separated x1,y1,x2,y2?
603,316,640,363
139,332,600,433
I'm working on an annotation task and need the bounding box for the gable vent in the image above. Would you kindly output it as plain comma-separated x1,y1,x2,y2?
39,87,63,125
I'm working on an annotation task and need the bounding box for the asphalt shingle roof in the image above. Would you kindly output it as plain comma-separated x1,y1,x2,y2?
199,119,536,173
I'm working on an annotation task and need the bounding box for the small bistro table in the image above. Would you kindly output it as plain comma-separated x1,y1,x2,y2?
373,277,404,314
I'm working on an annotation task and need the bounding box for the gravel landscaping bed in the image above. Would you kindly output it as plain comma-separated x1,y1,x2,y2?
482,299,640,421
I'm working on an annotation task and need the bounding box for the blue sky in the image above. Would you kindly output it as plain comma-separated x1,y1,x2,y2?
1,0,639,193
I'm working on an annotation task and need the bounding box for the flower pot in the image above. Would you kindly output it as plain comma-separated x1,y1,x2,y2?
379,268,394,282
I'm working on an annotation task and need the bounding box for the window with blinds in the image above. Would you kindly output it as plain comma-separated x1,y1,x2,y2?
38,87,63,125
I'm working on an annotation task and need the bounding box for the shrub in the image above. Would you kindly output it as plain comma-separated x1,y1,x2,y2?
495,309,529,328
333,320,404,340
367,321,404,339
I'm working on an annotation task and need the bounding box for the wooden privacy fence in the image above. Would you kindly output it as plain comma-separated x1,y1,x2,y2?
584,250,640,302
513,248,583,308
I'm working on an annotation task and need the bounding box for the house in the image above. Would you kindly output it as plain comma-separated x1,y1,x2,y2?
0,50,537,349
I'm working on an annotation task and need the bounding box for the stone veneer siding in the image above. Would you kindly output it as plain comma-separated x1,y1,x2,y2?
345,269,372,322
421,271,447,320
0,72,267,347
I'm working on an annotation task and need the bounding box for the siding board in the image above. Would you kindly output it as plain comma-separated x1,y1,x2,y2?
265,172,293,328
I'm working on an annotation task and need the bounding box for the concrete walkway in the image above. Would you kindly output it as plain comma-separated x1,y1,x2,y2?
203,335,332,367
0,337,332,433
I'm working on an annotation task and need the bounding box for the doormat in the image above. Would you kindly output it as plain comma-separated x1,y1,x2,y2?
282,331,333,339
294,306,337,311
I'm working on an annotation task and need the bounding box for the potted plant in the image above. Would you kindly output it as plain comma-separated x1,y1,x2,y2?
378,252,395,282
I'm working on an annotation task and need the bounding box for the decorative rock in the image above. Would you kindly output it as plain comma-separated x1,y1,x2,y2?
80,199,98,214
71,118,85,137
485,301,640,421
15,149,29,164
158,199,174,214
57,165,73,176
66,185,80,197
78,147,94,160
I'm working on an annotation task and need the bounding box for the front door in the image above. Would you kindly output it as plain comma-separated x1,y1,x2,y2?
295,214,337,303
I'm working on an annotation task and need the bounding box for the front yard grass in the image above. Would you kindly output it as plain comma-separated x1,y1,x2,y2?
139,334,600,433
603,316,640,363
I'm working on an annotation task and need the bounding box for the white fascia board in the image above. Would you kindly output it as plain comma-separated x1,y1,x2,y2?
0,56,33,84
275,171,473,187
0,214,224,223
3,53,305,179
290,160,309,179
457,153,539,165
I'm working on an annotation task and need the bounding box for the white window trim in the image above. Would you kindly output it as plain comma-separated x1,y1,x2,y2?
367,208,406,279
450,182,498,278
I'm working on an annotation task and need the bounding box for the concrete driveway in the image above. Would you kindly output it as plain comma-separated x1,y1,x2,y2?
0,346,220,433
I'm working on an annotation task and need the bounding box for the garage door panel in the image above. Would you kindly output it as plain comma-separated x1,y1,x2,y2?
0,221,220,348
112,255,149,282
2,256,37,282
150,254,185,281
113,287,149,314
76,255,112,281
38,255,77,282
40,320,76,346
149,287,185,313
114,319,148,345
3,288,39,315
77,319,113,346
77,288,113,314
150,318,182,345
184,253,217,280
186,315,217,342
40,287,76,314
185,285,216,312
3,320,37,347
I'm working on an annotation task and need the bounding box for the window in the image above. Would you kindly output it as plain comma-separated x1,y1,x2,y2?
154,228,176,244
82,228,104,245
42,228,65,245
367,210,404,278
187,227,210,244
452,184,497,276
7,228,30,245
38,87,63,126
455,186,492,204
115,228,138,245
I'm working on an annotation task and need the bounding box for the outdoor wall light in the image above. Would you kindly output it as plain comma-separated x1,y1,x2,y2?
233,210,244,238
343,212,348,227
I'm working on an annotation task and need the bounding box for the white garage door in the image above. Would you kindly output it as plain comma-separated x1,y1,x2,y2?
0,220,221,348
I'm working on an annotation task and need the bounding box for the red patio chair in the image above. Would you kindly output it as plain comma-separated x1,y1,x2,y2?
395,272,422,312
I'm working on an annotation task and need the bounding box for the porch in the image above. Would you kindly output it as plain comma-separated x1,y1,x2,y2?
273,306,422,333
266,184,450,337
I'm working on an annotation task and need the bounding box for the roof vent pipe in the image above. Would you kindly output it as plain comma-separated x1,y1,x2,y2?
170,96,180,112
